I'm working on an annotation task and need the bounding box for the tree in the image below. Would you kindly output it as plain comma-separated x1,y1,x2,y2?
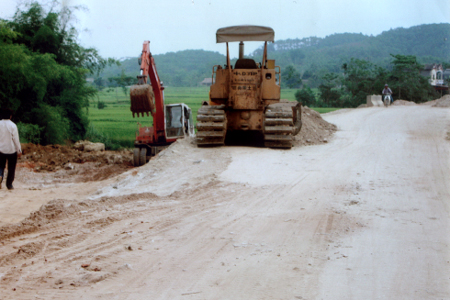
341,58,389,107
281,65,302,88
0,2,112,144
295,85,316,107
318,73,346,107
93,77,106,90
390,54,437,102
108,70,135,96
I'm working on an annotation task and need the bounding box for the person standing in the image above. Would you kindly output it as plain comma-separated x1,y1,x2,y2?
0,108,22,190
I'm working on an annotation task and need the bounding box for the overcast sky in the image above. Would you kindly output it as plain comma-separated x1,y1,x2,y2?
1,0,449,59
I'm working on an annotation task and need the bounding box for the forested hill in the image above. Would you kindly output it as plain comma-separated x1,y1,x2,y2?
252,23,450,74
100,50,225,87
98,23,450,87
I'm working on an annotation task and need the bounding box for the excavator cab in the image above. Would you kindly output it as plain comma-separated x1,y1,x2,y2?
165,103,195,139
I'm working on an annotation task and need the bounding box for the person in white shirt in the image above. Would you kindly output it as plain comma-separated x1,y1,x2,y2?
0,108,22,190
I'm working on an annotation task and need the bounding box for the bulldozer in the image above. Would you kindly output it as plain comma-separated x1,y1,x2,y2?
130,41,195,166
196,25,302,148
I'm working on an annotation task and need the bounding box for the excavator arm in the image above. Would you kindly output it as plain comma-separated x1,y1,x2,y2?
130,41,166,143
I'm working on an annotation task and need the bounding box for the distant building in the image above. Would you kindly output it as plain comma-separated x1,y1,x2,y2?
200,78,213,86
421,64,448,92
444,69,450,82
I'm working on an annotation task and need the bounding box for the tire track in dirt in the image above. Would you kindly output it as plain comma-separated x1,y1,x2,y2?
0,180,252,296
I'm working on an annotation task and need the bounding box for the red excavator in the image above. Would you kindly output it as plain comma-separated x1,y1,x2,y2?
130,41,194,166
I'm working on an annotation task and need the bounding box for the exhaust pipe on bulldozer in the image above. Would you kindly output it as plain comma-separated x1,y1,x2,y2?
239,41,244,59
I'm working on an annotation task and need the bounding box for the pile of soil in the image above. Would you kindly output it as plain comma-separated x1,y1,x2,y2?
20,144,132,172
392,100,417,106
294,106,337,146
432,95,450,107
17,144,133,182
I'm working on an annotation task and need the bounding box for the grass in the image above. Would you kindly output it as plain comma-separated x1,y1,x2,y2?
87,86,210,148
87,86,339,149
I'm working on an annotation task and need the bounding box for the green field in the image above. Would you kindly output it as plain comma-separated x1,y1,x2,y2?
88,87,338,149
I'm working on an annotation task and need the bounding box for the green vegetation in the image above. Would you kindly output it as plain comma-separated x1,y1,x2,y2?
252,24,450,83
16,122,42,144
295,55,439,108
87,86,210,148
96,23,448,109
98,24,450,89
294,86,317,107
0,2,114,145
281,65,302,88
98,50,225,89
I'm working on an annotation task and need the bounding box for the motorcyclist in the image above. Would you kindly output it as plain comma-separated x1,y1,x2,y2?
382,84,393,104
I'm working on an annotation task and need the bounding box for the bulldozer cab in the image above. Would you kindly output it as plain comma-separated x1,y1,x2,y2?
165,103,195,139
209,25,281,111
216,25,275,69
197,25,301,148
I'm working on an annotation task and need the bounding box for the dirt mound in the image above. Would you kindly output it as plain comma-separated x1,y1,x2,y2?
17,144,133,182
0,199,75,241
432,95,450,107
0,191,159,241
294,106,337,146
20,144,132,171
392,100,417,106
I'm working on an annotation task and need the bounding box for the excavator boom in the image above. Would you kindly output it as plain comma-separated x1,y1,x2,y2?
130,41,195,166
130,41,165,142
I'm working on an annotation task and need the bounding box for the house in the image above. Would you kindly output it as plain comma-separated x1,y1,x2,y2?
200,78,213,86
421,64,448,92
421,64,445,86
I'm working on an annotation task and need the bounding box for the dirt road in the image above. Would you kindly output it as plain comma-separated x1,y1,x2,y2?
0,105,449,299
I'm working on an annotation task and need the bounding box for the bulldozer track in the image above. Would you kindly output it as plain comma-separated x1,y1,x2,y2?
196,105,227,146
264,105,300,148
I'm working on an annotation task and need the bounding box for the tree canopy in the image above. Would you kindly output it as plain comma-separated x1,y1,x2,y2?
281,65,302,88
0,2,111,144
296,55,439,108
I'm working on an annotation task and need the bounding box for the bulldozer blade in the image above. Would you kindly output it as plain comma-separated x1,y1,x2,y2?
130,84,155,118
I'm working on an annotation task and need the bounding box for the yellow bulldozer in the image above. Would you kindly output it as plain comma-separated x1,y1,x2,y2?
196,25,302,148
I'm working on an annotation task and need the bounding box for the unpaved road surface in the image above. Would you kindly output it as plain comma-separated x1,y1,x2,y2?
0,105,449,299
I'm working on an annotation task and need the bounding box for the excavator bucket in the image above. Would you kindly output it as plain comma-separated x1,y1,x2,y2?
130,84,155,118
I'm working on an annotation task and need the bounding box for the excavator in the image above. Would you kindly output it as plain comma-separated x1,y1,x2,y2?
196,25,302,148
130,41,194,166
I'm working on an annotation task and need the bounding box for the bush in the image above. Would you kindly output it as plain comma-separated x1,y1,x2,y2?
17,122,42,144
1,3,108,145
295,86,316,107
97,101,107,109
30,104,70,145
